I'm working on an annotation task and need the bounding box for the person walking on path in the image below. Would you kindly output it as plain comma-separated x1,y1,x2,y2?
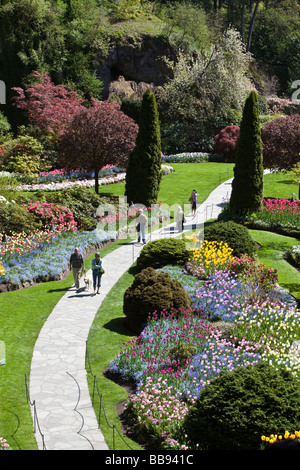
69,247,85,291
136,210,148,244
190,189,198,216
175,205,184,232
91,252,103,295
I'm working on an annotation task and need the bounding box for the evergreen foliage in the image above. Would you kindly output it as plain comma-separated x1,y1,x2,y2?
229,91,264,214
136,238,189,272
125,89,162,207
123,266,191,333
204,220,257,257
183,362,300,450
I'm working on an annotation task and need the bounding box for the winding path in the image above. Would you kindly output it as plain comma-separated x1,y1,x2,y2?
29,177,233,450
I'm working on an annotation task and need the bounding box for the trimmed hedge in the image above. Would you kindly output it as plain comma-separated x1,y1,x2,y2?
123,267,191,334
204,220,257,257
136,238,189,272
183,362,300,450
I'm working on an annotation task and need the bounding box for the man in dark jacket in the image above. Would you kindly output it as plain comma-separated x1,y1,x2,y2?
70,247,85,291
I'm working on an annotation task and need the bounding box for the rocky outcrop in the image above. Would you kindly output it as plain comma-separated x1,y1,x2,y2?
95,33,176,99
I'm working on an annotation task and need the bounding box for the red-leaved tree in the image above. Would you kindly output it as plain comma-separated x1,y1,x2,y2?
12,71,86,138
58,100,139,193
213,125,240,162
262,115,300,171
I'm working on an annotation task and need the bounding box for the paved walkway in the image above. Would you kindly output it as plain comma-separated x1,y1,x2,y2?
29,177,233,450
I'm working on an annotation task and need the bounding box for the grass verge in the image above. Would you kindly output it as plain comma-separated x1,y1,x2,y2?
250,229,300,303
0,237,127,450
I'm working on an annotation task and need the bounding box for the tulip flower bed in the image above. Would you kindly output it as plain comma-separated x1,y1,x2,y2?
254,198,300,230
109,251,300,450
0,228,116,287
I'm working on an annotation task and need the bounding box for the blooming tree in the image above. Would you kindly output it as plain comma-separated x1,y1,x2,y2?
58,100,138,193
162,29,252,134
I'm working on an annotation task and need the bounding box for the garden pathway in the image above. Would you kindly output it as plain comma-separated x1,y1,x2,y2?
29,176,233,450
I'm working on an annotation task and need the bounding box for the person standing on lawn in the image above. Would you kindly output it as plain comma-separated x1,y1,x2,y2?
69,247,85,292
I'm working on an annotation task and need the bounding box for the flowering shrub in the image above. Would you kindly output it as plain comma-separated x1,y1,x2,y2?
186,240,234,279
0,437,9,450
266,97,300,115
0,135,45,175
228,254,278,301
25,202,78,231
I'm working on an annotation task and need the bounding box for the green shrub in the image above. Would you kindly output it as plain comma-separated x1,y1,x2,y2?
204,220,257,257
0,135,45,175
123,267,191,333
183,362,300,451
0,202,41,234
136,238,189,272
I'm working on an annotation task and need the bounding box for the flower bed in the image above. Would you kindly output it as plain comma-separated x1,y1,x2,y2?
15,171,126,192
162,152,224,163
0,228,116,287
109,248,300,450
251,198,300,231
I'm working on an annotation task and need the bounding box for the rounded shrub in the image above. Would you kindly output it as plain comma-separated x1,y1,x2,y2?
123,267,191,333
136,238,189,272
183,362,300,450
204,220,257,257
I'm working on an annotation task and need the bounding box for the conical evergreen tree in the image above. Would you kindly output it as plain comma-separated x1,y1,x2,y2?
125,89,162,207
229,91,263,214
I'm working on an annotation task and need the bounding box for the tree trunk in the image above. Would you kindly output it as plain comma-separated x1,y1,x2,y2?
241,0,247,43
246,0,260,52
94,169,99,194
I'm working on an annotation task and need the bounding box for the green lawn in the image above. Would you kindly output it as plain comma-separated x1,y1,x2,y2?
0,237,129,450
250,229,300,303
263,170,298,199
97,162,234,207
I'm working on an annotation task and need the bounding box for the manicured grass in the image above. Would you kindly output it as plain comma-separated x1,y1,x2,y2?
0,276,74,450
0,237,128,450
250,229,300,303
97,162,234,208
263,170,298,199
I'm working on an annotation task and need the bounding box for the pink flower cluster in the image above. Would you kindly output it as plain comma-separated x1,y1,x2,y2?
25,202,78,231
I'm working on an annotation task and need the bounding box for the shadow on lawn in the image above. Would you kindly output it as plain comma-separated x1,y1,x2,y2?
103,316,136,337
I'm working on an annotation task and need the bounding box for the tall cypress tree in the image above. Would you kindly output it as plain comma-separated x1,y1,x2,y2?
229,91,263,214
125,89,162,207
